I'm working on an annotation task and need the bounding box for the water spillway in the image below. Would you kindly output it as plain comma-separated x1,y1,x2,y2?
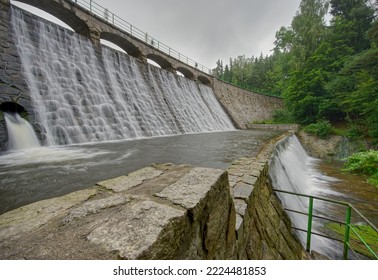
10,7,234,146
3,112,41,150
269,135,343,258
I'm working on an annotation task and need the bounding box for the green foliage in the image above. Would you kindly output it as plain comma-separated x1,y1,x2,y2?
368,173,378,186
303,120,332,139
326,223,378,258
213,0,378,143
343,150,378,176
345,124,363,140
272,109,294,124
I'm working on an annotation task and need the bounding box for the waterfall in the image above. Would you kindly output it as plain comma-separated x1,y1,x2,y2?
10,7,234,146
3,112,41,150
269,135,341,258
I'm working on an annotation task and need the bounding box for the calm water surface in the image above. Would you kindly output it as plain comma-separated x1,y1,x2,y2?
0,129,281,214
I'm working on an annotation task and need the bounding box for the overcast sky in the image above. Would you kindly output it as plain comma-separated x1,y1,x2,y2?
13,0,302,69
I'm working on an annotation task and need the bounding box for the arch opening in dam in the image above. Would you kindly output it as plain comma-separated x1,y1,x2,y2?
12,0,87,35
100,32,142,59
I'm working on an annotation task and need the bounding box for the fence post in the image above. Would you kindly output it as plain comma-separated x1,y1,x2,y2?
343,206,352,259
306,197,314,252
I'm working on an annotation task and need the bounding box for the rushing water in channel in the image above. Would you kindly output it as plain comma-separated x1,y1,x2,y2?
269,135,378,259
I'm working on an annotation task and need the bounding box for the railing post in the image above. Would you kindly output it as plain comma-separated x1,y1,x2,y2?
306,197,314,252
89,0,92,12
343,206,352,259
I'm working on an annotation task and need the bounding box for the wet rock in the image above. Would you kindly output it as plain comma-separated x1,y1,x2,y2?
97,167,163,192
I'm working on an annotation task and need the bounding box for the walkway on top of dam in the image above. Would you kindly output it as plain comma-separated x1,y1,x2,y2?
9,0,213,84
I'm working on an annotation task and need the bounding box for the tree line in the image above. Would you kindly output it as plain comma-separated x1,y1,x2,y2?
213,0,378,143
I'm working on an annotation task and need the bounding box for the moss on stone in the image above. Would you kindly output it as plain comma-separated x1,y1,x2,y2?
325,223,378,259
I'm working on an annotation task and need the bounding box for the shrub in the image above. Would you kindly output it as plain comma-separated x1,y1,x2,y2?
343,150,378,187
272,109,294,124
346,124,363,140
303,120,332,139
343,150,378,175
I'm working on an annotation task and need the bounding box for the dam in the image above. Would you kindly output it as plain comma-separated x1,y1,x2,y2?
0,0,376,260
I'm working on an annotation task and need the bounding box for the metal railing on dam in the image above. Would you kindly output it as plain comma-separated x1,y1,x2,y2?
72,0,213,75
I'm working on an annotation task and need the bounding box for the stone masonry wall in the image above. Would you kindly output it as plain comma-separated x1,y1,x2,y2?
228,133,307,259
0,164,236,259
0,2,285,149
0,0,33,149
212,79,285,129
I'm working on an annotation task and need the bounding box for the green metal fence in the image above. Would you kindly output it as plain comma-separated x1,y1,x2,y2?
71,0,212,74
272,188,378,260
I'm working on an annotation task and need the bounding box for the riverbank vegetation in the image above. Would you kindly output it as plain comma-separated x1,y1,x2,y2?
213,0,378,144
325,222,378,258
343,150,378,186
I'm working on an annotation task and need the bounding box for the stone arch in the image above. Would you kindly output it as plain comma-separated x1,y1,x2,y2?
0,102,26,114
0,102,35,150
198,75,212,86
100,32,143,59
146,53,173,71
12,0,90,37
176,67,195,80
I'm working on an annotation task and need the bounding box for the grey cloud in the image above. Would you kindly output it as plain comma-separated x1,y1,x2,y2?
87,0,302,67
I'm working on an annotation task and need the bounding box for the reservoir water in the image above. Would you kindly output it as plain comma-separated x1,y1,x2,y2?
0,129,282,214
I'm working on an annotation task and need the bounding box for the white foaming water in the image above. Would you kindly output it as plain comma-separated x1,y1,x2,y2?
10,8,234,146
3,112,41,150
1,111,113,166
0,145,113,167
269,135,342,258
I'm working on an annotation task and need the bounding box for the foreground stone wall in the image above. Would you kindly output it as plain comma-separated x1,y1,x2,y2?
0,164,236,259
228,133,306,259
0,133,308,260
212,80,284,129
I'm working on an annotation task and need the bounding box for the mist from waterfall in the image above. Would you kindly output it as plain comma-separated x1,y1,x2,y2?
10,7,234,146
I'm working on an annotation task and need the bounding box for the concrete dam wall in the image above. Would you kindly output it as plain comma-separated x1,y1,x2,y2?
0,0,283,148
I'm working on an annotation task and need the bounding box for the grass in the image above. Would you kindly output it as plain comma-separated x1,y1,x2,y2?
325,223,378,259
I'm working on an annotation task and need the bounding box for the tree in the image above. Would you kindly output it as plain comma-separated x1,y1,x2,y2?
329,0,376,52
213,59,224,78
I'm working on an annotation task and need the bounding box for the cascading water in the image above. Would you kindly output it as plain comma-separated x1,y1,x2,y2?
3,112,41,150
10,7,234,146
269,135,343,258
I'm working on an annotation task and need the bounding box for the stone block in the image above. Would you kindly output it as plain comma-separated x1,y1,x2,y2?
155,167,224,211
243,174,257,185
234,199,247,217
97,167,163,192
233,182,253,200
0,188,97,240
62,193,131,224
87,199,186,259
